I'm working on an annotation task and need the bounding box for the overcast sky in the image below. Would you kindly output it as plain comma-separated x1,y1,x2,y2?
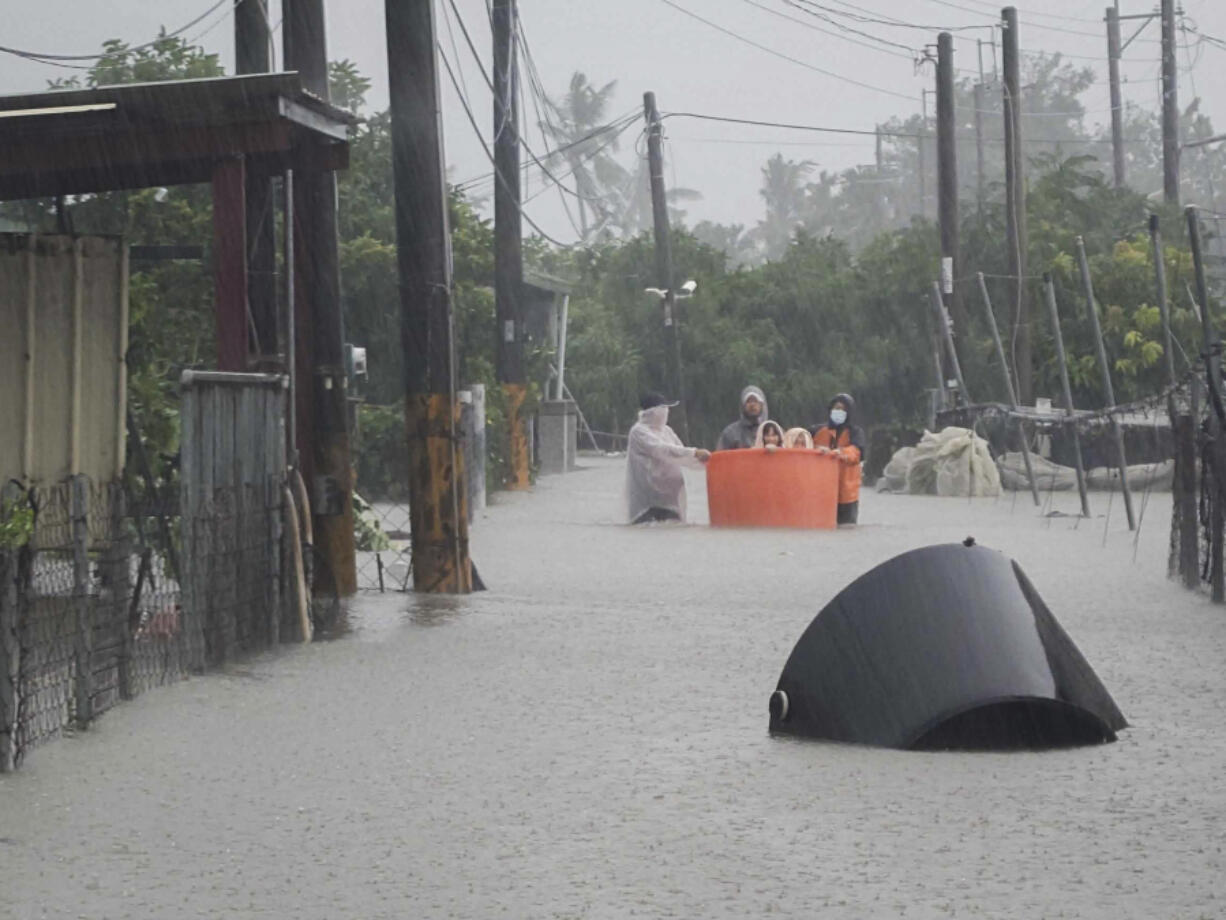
3,0,1225,240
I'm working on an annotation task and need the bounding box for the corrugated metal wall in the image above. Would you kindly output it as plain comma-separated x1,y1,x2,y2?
0,234,127,486
180,372,288,664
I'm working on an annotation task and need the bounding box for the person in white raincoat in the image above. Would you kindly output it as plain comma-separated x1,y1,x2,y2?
626,393,711,524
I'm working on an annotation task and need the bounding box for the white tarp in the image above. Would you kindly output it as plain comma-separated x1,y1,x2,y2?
880,428,1001,497
997,452,1173,492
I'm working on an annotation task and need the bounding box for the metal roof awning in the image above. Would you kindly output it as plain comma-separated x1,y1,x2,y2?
0,72,355,200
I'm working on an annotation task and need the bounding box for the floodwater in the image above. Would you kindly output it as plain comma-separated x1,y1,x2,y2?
2,456,1224,919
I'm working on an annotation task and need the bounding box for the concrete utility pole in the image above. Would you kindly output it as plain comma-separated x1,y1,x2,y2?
1105,6,1126,188
236,0,277,360
1160,0,1179,204
644,91,687,438
492,0,530,491
284,0,357,596
385,0,473,593
973,81,986,216
919,89,929,220
936,32,963,348
1002,6,1031,406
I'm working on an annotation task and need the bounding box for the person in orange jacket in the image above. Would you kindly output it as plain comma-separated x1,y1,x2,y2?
811,392,865,525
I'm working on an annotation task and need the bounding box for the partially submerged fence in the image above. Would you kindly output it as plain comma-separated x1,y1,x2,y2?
1,372,296,771
929,207,1224,604
0,473,290,771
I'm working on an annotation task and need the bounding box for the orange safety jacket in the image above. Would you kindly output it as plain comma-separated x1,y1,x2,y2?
812,426,862,505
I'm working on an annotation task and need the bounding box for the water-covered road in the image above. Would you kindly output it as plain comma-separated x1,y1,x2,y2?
3,456,1224,919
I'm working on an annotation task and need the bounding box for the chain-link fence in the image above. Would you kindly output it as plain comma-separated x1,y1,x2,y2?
1,473,287,771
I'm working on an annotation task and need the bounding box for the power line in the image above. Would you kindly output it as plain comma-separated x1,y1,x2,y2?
661,109,1149,146
793,0,990,33
0,0,234,63
437,44,576,247
655,0,918,101
770,0,921,57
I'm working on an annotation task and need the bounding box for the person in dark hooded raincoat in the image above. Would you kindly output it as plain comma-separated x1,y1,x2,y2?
811,392,866,524
715,385,769,451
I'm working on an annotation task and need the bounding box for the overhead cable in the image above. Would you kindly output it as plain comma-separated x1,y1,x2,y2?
0,0,234,62
655,0,918,101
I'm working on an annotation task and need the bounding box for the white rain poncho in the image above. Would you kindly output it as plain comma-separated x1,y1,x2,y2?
626,406,706,523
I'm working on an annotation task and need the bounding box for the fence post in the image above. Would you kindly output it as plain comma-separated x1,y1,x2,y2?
268,476,283,648
1187,206,1225,601
109,486,134,700
0,549,20,772
1043,274,1092,519
71,474,93,729
1173,414,1200,588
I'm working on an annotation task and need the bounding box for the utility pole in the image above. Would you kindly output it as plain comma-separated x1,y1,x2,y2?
285,0,357,596
1105,6,1126,188
492,0,529,490
936,32,964,345
644,91,687,438
1161,0,1179,204
919,89,930,220
236,0,277,361
1002,6,1031,405
385,0,472,593
973,81,986,216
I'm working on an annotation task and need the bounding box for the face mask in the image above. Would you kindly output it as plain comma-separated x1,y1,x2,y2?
643,405,669,427
830,408,848,426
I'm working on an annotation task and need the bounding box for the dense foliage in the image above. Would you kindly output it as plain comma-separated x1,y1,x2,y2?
2,37,1218,497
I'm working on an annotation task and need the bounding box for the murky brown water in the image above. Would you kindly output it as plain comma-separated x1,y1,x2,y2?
2,458,1223,919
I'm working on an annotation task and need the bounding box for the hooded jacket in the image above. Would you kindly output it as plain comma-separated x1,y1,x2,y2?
754,420,787,448
715,385,769,451
626,405,705,522
812,392,866,504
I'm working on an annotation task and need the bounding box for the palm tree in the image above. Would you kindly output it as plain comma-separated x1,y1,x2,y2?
757,154,815,260
542,73,630,239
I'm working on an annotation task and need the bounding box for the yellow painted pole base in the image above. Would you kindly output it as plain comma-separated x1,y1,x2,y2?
405,393,473,594
504,383,531,491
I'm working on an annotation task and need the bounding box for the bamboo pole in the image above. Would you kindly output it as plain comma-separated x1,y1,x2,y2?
1043,274,1091,518
977,272,1040,504
1075,236,1135,530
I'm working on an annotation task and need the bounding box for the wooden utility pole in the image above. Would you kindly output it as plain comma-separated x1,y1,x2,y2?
236,0,277,360
285,0,357,596
1076,236,1135,530
644,91,687,438
1161,0,1180,204
1002,7,1031,405
1105,6,1127,189
492,0,530,490
386,0,472,593
936,32,964,345
1043,274,1092,519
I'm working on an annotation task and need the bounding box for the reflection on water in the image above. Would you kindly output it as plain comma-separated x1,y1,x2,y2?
334,590,475,640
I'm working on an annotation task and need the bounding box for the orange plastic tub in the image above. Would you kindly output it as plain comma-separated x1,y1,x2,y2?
706,448,840,529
